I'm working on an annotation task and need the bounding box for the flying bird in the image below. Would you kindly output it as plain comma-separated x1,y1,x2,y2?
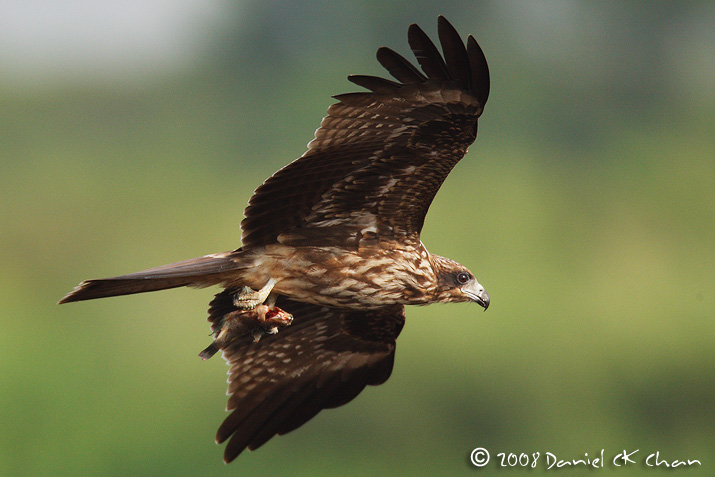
60,16,491,463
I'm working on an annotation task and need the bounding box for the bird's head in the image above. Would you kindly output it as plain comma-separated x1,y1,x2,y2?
431,255,489,310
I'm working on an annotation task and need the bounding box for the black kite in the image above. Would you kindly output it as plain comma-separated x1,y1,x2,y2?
60,16,491,463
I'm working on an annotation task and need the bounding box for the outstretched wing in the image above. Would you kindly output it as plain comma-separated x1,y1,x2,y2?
241,16,489,249
206,291,405,463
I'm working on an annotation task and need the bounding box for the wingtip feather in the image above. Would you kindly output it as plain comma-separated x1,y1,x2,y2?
437,16,472,87
408,22,450,81
467,35,490,106
376,46,427,84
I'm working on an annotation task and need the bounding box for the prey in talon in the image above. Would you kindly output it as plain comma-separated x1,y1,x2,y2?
199,304,293,360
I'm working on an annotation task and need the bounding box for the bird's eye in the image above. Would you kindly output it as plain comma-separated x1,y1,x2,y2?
456,272,470,285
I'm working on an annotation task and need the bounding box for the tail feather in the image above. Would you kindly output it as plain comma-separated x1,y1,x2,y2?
58,251,240,304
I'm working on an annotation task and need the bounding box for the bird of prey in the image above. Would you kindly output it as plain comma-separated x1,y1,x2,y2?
60,16,491,463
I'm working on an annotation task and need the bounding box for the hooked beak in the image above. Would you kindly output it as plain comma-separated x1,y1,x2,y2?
465,285,490,311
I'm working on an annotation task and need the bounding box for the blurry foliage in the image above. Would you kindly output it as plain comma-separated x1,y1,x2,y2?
1,1,713,475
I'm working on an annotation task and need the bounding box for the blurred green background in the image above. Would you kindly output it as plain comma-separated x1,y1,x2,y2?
2,1,713,475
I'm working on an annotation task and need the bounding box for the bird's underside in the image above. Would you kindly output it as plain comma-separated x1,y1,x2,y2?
59,16,491,463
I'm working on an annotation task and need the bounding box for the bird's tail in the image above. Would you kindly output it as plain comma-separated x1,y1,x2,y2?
58,251,242,304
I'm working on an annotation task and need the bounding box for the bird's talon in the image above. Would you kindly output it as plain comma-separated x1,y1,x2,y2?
233,278,277,309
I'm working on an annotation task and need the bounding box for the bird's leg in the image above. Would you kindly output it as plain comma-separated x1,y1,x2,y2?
233,278,277,309
264,292,278,307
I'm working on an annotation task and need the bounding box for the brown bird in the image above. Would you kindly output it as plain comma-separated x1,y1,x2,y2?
59,16,490,463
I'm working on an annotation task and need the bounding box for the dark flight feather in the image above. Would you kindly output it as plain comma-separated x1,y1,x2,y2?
347,74,401,93
376,47,427,83
209,293,404,462
467,35,490,106
437,15,472,87
407,23,450,80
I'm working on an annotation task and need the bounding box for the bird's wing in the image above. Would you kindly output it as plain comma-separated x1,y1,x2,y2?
207,292,405,463
240,16,489,249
